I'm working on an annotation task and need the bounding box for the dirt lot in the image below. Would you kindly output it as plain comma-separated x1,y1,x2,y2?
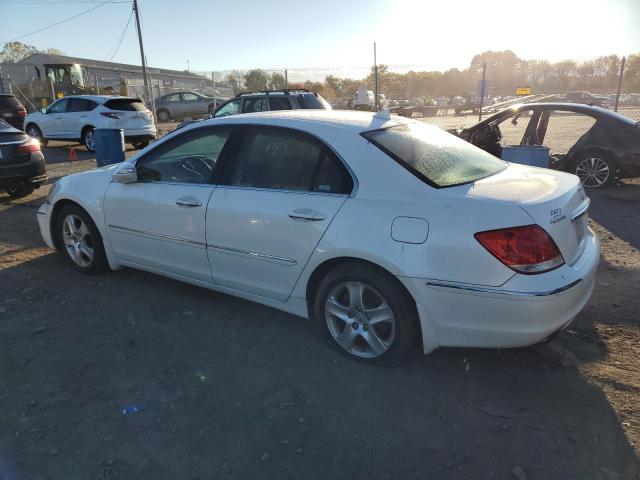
0,140,639,479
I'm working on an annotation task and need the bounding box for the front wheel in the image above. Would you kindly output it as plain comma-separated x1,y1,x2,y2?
574,154,616,188
313,263,420,365
55,204,108,274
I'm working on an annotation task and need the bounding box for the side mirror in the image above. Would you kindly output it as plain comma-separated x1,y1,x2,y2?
40,108,47,114
112,164,137,183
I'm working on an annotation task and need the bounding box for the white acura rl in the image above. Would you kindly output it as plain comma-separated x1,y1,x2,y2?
37,110,599,365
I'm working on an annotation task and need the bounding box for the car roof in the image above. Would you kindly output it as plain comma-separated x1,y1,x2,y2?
199,109,413,133
59,95,140,102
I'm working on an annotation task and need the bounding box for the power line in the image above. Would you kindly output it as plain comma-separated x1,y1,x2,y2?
105,6,134,61
5,0,121,42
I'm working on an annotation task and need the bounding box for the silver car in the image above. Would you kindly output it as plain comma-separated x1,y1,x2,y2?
154,91,224,122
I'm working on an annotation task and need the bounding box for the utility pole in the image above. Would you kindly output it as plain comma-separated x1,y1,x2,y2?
373,42,378,111
478,61,486,121
132,0,150,102
614,56,626,113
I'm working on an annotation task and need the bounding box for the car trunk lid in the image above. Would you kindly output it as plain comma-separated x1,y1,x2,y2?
464,164,590,266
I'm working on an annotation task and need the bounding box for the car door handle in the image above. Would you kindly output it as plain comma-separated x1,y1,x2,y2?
176,196,202,207
289,208,326,221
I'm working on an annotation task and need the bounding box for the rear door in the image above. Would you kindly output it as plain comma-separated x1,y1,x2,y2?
66,98,97,138
206,125,354,300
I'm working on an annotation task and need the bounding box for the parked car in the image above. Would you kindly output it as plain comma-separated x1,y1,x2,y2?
154,91,225,122
451,103,640,188
0,118,46,198
212,89,330,118
24,95,156,152
38,110,598,365
565,91,609,109
0,94,28,130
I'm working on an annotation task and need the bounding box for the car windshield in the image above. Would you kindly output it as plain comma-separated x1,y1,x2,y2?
362,122,507,187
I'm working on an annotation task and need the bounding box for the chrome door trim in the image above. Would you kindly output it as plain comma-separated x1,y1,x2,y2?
207,243,297,266
108,224,206,247
425,279,582,297
571,198,590,223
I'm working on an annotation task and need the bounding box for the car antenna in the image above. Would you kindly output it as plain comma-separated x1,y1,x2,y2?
374,108,391,121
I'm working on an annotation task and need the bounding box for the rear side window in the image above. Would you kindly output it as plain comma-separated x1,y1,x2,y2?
104,98,147,111
296,93,331,110
0,96,21,108
67,98,97,112
221,126,352,194
362,123,506,188
268,97,292,111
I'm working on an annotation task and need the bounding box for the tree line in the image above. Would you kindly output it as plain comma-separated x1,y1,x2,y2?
222,50,640,100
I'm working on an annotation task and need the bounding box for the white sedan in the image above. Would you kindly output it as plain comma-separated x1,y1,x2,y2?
37,110,599,365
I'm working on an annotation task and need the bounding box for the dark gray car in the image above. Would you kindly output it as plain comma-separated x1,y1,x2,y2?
212,89,331,118
154,91,225,122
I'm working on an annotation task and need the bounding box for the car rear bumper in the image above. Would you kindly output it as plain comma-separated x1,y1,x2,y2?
37,202,55,249
123,127,156,140
401,228,600,353
0,152,47,188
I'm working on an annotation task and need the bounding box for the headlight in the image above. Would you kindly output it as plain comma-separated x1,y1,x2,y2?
46,181,60,204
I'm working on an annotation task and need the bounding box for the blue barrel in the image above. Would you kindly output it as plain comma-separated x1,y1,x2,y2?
94,128,125,167
501,145,550,168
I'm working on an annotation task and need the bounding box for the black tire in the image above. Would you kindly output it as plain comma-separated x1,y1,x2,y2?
157,109,171,122
132,141,149,150
26,123,48,147
312,262,420,366
6,184,34,199
54,204,108,274
573,152,616,188
82,127,96,153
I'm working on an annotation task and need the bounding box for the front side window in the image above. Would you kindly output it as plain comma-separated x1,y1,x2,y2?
221,126,352,194
214,99,240,118
136,127,231,184
166,94,181,102
495,109,536,145
362,122,506,188
48,99,69,113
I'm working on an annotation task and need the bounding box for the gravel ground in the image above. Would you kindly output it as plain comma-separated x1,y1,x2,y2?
0,140,638,479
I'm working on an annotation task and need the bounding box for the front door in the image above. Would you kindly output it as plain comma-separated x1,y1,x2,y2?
104,126,233,282
206,125,354,301
41,98,69,137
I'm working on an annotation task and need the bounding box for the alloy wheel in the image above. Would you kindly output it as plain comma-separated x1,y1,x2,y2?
84,129,95,151
324,281,396,358
62,214,94,267
575,157,610,188
27,126,41,140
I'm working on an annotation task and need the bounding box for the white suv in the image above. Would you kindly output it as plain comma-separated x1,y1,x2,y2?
24,95,156,152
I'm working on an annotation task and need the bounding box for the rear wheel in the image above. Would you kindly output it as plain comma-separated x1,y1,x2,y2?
55,204,107,274
6,184,34,199
132,140,149,149
313,263,420,365
574,153,615,188
157,109,171,122
82,127,96,153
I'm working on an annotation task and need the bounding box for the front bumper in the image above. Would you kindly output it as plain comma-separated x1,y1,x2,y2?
37,202,55,249
401,228,600,353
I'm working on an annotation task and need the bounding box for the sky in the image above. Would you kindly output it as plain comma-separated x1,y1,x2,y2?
1,0,639,73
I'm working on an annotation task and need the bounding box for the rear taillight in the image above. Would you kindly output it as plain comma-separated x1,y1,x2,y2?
16,137,40,154
100,112,125,119
17,108,27,117
475,225,564,274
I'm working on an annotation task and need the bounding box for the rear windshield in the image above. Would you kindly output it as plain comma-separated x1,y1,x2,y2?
296,93,331,110
362,122,506,188
0,96,22,108
104,98,147,111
